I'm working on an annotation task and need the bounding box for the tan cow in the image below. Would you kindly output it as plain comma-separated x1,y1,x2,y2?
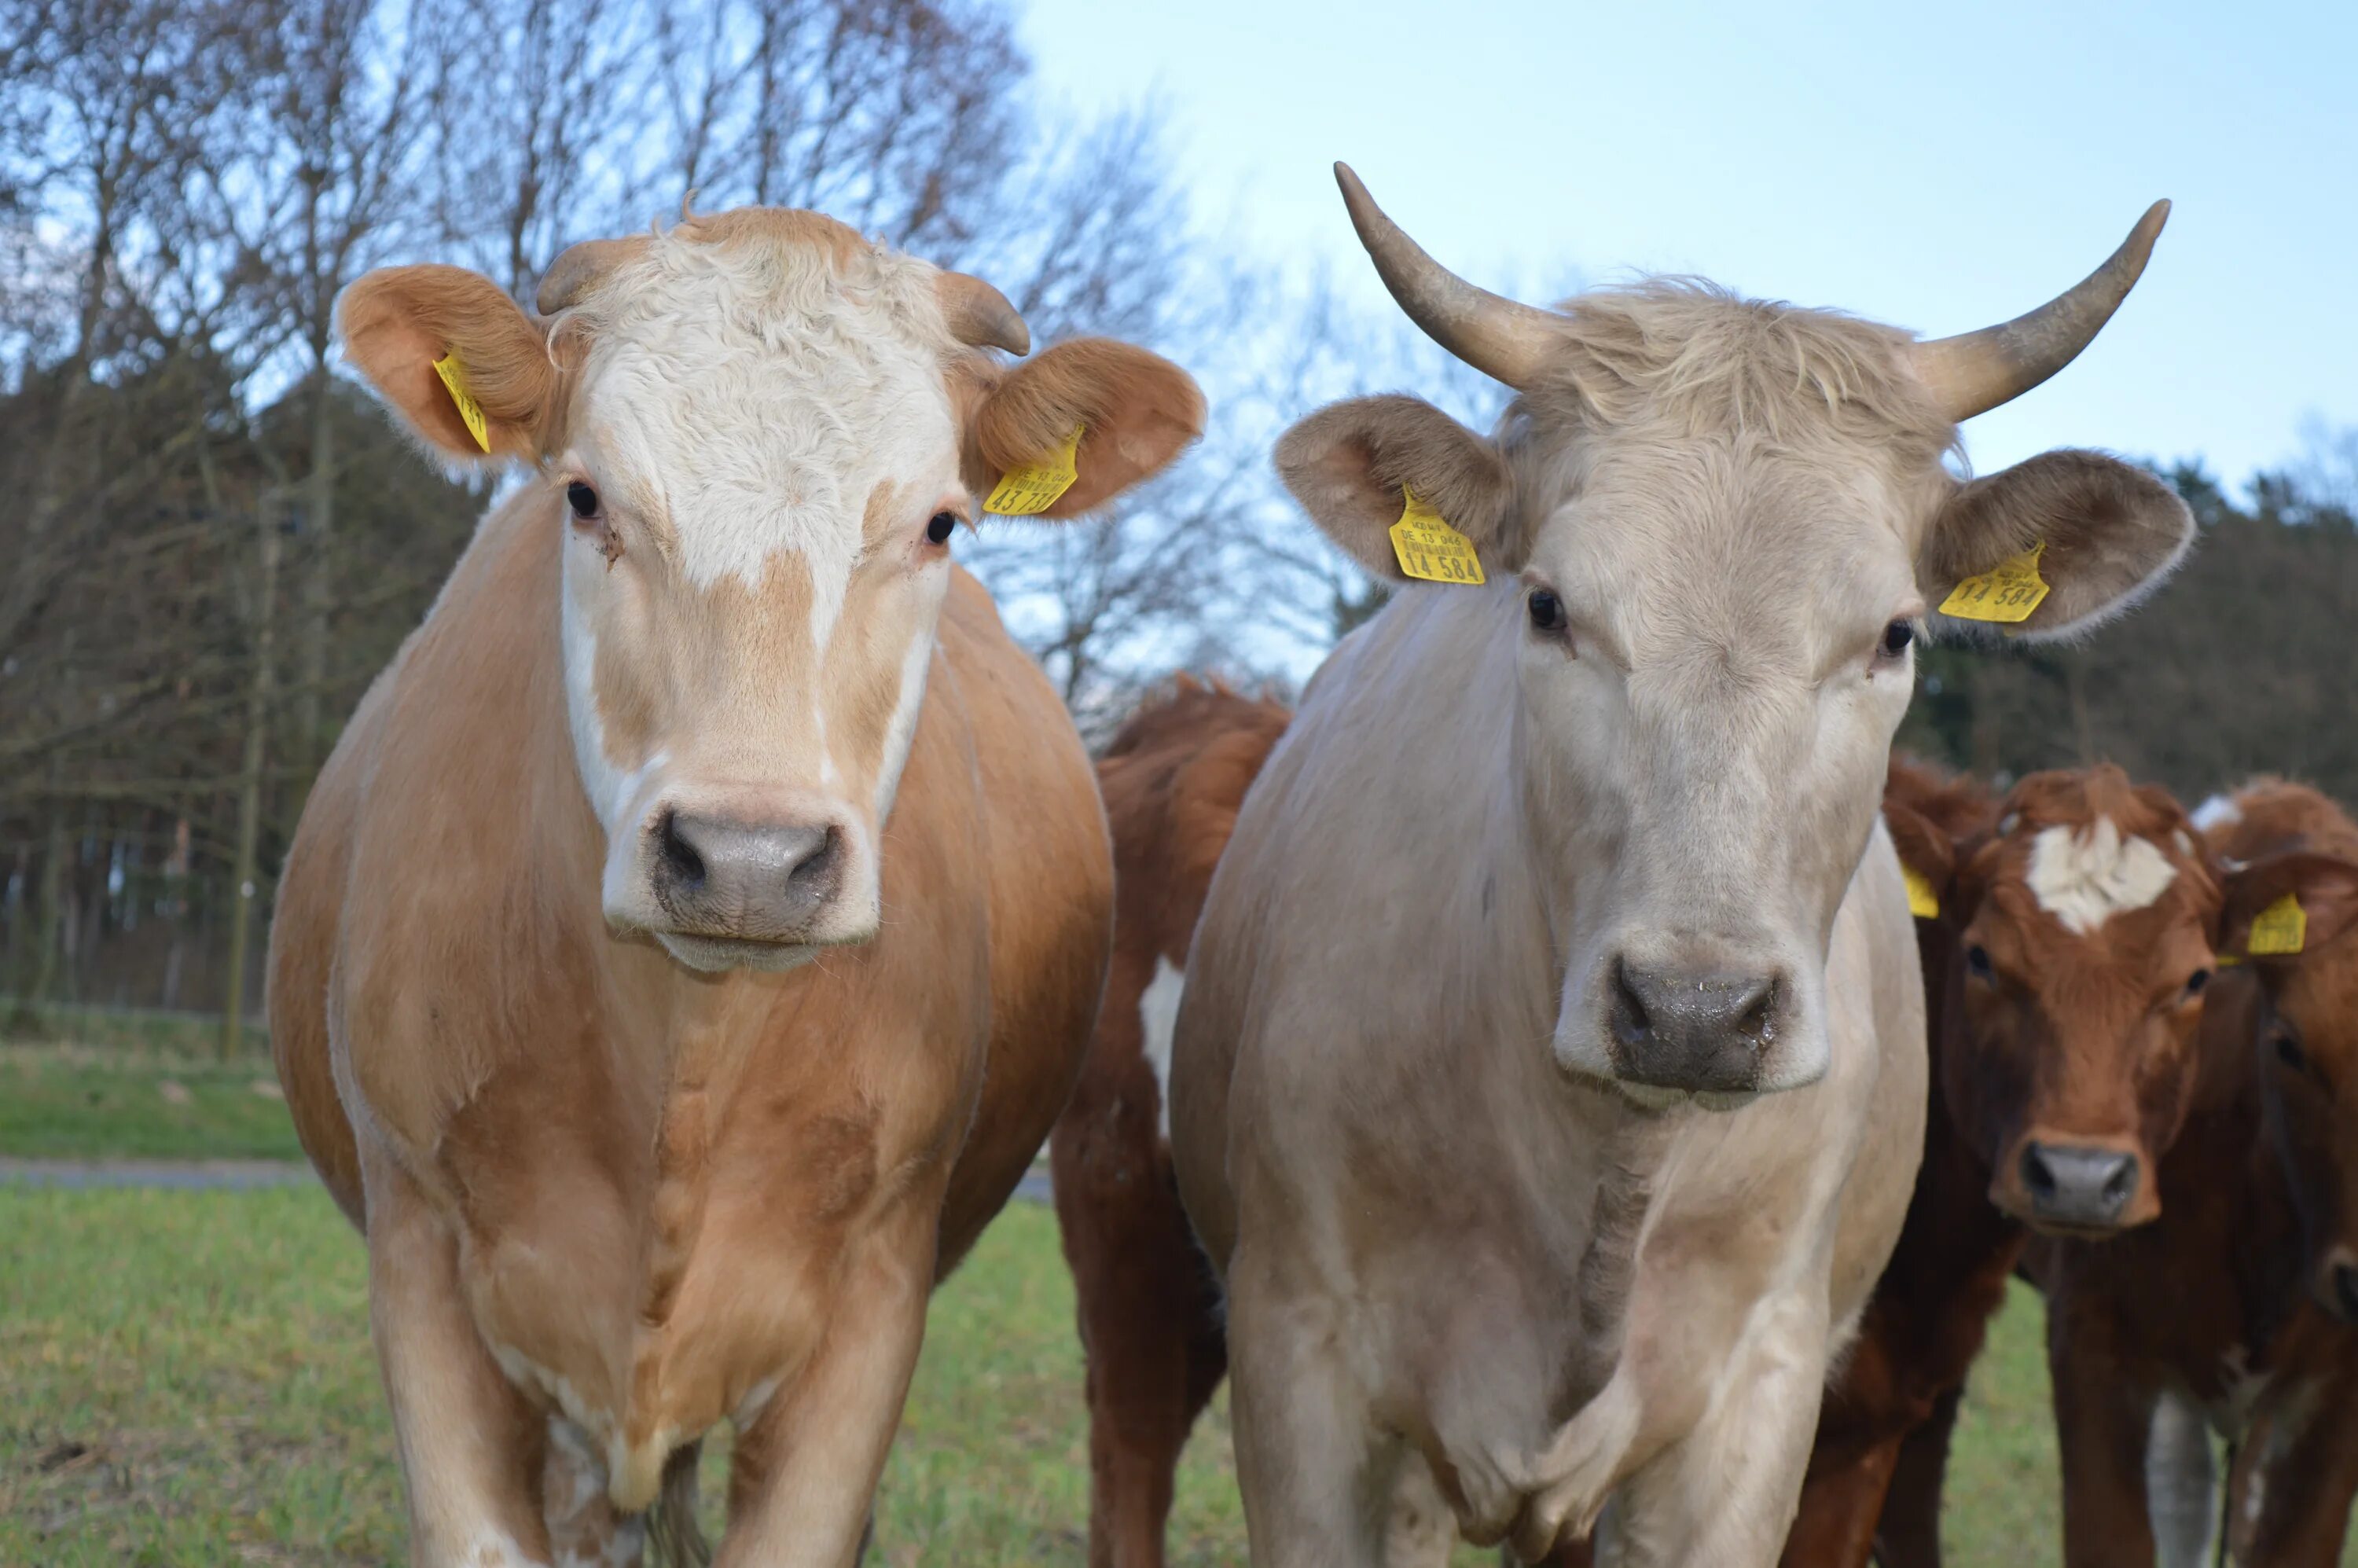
268,207,1200,1568
1168,167,2191,1566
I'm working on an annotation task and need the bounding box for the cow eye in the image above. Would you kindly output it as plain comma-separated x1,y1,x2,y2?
567,481,599,520
1966,944,1993,979
1527,587,1567,634
926,511,957,545
2274,1032,2307,1073
1879,620,1915,659
2185,968,2211,997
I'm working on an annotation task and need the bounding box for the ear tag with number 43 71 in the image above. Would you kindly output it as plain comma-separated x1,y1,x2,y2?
985,426,1083,516
1388,486,1485,585
1940,541,2049,624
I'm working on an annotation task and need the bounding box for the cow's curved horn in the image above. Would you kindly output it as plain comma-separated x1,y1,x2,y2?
936,270,1030,356
1334,162,1562,391
1908,201,2170,422
535,237,647,315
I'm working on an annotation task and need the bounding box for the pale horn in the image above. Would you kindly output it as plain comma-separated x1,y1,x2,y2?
535,237,648,315
1334,162,1565,391
935,270,1031,356
1908,200,2171,421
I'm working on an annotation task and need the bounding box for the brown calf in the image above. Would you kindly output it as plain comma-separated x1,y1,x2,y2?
2036,780,2358,1566
1049,678,1290,1568
1784,762,2220,1568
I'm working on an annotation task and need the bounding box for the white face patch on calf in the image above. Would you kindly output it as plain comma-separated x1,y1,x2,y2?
2027,815,2178,935
1139,956,1186,1140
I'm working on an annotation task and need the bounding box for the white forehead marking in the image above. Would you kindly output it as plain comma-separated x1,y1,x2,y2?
2026,815,2178,935
1138,956,1185,1140
2190,794,2243,833
574,226,962,596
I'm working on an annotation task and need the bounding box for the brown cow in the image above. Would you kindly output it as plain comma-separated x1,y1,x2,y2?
1049,678,1290,1568
268,207,1200,1567
1787,761,2220,1568
2035,780,2358,1567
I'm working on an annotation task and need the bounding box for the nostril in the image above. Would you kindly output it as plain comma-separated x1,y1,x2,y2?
2337,1264,2358,1321
1610,960,1652,1047
1734,979,1777,1041
786,825,839,892
2102,1156,2139,1207
656,810,706,891
2020,1145,2058,1204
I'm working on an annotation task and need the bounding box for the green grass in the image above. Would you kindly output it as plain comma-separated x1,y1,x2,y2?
3,1186,2346,1565
0,1044,305,1162
2,1000,266,1059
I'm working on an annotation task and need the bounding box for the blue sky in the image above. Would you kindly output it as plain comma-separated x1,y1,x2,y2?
1016,0,2354,487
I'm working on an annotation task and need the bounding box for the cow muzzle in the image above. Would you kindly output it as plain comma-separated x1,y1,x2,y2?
604,788,876,970
1604,957,1788,1103
1996,1132,2155,1235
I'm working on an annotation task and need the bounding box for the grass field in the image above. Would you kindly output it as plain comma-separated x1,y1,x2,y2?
0,1043,303,1162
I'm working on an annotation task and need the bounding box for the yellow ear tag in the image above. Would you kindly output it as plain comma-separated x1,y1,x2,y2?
1388,486,1486,586
1901,863,1941,920
2247,893,2308,957
432,353,492,454
1939,542,2049,624
985,425,1083,516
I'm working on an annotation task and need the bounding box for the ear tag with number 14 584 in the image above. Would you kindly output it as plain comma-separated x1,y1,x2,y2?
1388,486,1485,586
1940,542,2049,624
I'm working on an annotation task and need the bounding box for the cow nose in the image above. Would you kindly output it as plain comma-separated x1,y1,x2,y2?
2018,1142,2140,1231
1608,959,1780,1095
650,810,840,941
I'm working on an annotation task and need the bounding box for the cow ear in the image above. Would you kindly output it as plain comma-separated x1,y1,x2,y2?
1275,395,1516,582
2220,850,2358,962
965,338,1204,517
1921,450,2192,641
1882,794,1959,909
338,264,560,462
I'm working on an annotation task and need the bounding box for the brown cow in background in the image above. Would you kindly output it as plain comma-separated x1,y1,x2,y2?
1797,762,2221,1568
1049,678,1288,1568
2034,780,2358,1567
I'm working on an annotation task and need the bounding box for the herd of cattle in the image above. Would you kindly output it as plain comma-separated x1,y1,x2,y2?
261,167,2356,1566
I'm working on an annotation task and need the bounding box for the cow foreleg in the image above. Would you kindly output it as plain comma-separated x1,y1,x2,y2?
718,1219,933,1568
1225,1249,1394,1566
1871,1383,1961,1567
365,1153,555,1568
1782,1433,1907,1568
2224,1364,2358,1567
2047,1303,2162,1568
1597,1286,1832,1568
